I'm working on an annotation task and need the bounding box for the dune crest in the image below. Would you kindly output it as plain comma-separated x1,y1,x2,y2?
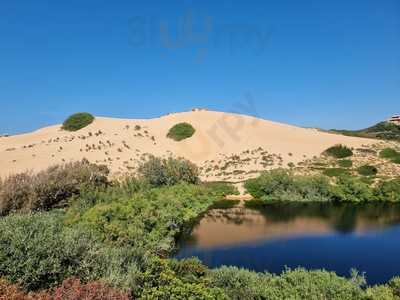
0,110,375,180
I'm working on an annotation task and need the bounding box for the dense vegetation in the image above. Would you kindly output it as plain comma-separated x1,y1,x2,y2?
324,144,353,158
167,122,196,141
62,112,95,131
331,121,400,141
245,169,400,203
2,157,400,299
380,148,400,164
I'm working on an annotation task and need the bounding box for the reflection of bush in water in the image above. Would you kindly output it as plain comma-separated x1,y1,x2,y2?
245,202,400,233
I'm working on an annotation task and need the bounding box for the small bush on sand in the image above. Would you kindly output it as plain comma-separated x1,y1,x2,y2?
380,148,400,164
138,156,199,187
0,160,109,215
323,168,349,177
62,112,94,131
357,165,378,176
167,122,195,141
325,144,353,158
338,159,353,168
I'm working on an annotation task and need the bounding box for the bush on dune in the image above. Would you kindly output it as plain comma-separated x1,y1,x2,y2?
167,122,195,141
62,112,94,131
138,156,199,187
357,165,378,176
0,160,109,215
325,144,354,158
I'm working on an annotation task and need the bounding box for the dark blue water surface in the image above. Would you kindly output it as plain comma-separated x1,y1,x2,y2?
176,202,400,285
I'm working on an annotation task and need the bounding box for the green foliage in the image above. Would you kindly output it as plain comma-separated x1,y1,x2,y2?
167,122,195,141
375,178,400,202
331,176,374,202
380,148,400,164
325,144,354,158
210,267,365,300
331,121,400,141
200,182,239,196
245,169,333,202
338,159,353,168
67,183,226,253
357,165,378,176
323,168,350,177
245,169,398,203
0,212,98,290
365,285,398,300
62,112,95,131
0,160,109,215
138,156,199,187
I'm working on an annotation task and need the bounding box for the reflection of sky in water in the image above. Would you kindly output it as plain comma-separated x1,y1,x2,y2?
176,203,400,285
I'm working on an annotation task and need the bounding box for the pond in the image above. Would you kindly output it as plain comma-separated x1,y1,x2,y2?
176,201,400,285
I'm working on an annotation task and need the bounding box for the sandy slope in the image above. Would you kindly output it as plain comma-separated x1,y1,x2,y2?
0,110,375,181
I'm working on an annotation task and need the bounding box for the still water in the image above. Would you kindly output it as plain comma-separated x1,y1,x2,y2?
176,202,400,285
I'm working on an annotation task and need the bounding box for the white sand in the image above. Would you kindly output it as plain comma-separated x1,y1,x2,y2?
0,110,375,180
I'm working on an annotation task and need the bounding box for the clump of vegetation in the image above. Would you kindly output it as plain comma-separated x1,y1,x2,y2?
138,156,199,187
332,121,400,141
245,169,333,202
0,160,109,215
324,144,353,158
380,148,400,164
245,169,400,203
62,112,95,131
167,122,195,141
323,168,349,177
357,165,378,176
338,159,353,168
211,267,366,300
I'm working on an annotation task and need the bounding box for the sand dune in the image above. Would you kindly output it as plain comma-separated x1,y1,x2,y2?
0,110,376,180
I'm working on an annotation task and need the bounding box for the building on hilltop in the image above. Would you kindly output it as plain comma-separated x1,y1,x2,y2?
388,115,400,125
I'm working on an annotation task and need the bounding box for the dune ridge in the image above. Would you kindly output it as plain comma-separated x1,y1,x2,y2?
0,110,376,180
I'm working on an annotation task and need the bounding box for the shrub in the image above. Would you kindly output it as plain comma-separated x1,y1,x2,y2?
138,156,199,187
357,165,378,176
62,112,95,131
331,176,374,202
380,148,400,159
244,169,333,202
338,159,353,168
0,160,109,215
167,122,195,141
210,267,365,300
388,276,400,297
323,168,350,177
325,144,353,158
374,178,400,202
0,212,98,290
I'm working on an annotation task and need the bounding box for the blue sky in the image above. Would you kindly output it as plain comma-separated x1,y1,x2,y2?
1,0,399,134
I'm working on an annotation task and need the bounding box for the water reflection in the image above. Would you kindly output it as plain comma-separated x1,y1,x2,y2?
177,202,400,284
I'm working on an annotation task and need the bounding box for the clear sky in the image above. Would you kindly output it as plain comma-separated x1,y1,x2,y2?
1,0,399,134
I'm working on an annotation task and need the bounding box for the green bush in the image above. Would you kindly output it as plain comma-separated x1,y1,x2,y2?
62,112,95,131
244,169,333,202
0,212,100,290
323,168,350,177
0,160,109,215
380,148,400,159
357,165,378,176
331,176,374,202
325,144,354,158
375,178,400,202
167,122,195,141
338,159,353,168
210,267,365,300
138,156,199,187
